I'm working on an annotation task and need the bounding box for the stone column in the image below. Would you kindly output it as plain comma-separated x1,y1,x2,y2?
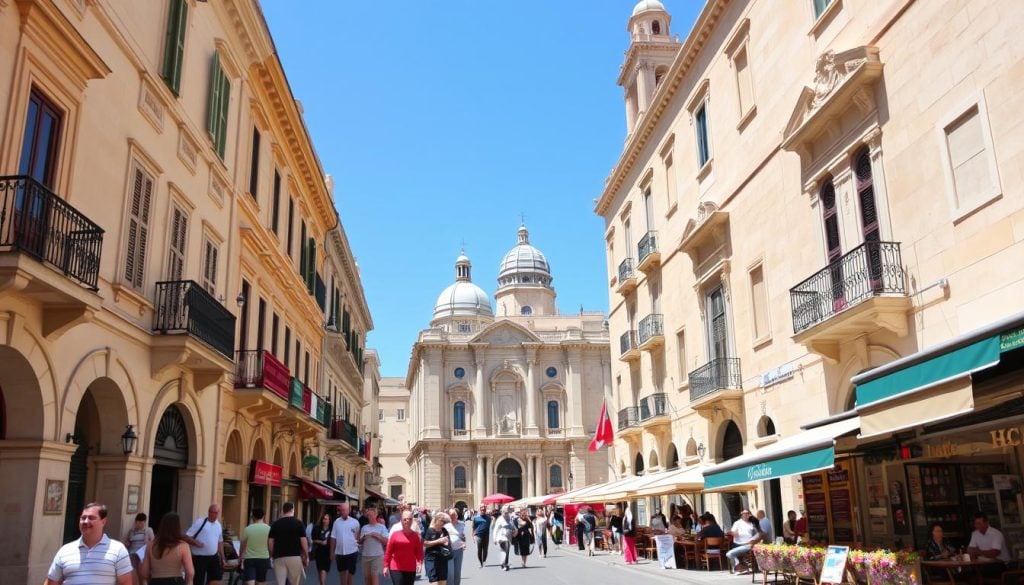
476,455,485,504
625,90,638,132
524,344,540,436
567,348,585,435
485,456,494,497
636,63,655,116
472,344,488,435
535,457,544,496
524,456,534,498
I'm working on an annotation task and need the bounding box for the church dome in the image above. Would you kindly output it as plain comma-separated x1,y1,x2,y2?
432,251,494,321
497,225,553,290
632,0,666,16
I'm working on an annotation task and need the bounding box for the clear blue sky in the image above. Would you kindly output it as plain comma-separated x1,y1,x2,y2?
260,1,700,376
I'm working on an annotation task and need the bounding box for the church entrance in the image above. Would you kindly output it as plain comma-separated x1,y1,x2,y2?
149,406,189,529
496,458,523,500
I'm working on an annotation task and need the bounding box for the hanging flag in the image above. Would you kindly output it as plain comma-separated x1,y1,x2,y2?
588,400,614,452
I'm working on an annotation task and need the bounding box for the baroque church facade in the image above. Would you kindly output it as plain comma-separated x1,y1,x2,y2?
404,225,612,509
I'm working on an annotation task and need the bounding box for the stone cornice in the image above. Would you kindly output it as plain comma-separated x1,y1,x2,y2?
617,42,683,86
596,0,730,217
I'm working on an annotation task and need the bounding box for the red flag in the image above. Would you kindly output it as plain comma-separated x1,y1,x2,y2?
588,401,614,452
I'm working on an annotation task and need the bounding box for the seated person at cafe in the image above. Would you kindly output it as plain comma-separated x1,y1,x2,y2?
668,516,687,538
968,511,1010,571
696,513,724,540
726,510,763,575
650,510,668,533
927,522,957,560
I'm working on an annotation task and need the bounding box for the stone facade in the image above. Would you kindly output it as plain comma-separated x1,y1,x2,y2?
378,377,413,501
598,0,1024,528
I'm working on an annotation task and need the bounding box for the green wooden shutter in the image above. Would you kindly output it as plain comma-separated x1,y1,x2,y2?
162,0,187,94
306,238,316,293
216,67,230,158
206,53,221,138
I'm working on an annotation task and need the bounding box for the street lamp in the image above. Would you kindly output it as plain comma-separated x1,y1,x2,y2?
696,442,706,460
121,425,138,456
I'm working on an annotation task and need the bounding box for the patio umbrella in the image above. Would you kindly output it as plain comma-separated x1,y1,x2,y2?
482,493,515,504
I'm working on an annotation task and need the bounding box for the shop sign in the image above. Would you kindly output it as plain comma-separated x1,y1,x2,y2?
760,364,795,388
747,463,774,481
991,426,1024,448
250,460,282,487
1001,327,1024,352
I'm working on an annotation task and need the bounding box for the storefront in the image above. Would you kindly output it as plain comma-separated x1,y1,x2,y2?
249,460,282,520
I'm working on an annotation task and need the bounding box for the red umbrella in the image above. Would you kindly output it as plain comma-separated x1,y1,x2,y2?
481,493,515,504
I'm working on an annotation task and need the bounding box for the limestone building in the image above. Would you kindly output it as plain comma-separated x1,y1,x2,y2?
378,376,413,500
405,226,612,509
598,0,1024,538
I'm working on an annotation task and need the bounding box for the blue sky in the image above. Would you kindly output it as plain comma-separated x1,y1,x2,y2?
260,1,700,376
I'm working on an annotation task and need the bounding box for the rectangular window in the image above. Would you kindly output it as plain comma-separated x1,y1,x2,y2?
271,170,281,234
943,104,999,213
734,45,754,117
271,312,280,357
123,163,154,290
304,351,310,385
294,338,301,375
19,89,63,187
248,127,260,200
706,286,728,360
299,220,307,276
201,238,219,294
664,152,676,208
286,198,295,257
397,409,406,421
695,102,711,167
161,0,187,94
283,327,291,368
676,330,687,384
257,298,266,352
750,264,770,341
206,53,230,159
813,0,833,18
166,204,188,280
239,280,250,352
306,238,316,294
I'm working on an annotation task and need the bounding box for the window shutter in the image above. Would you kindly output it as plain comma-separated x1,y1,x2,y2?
168,206,188,280
162,0,187,94
306,237,316,293
206,53,221,138
125,165,153,289
216,71,230,158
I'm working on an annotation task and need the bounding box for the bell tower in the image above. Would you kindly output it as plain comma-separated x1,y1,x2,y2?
620,1,681,134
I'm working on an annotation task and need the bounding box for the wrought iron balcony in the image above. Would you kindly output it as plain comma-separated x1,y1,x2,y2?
689,358,742,403
637,231,661,272
638,313,664,349
619,330,640,361
234,350,290,400
617,406,639,431
0,175,104,290
330,418,360,451
617,257,638,294
639,393,669,421
790,241,907,334
153,280,235,359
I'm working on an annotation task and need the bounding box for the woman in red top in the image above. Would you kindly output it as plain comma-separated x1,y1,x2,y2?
384,510,424,585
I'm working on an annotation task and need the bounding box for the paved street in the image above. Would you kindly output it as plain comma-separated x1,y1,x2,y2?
263,542,756,585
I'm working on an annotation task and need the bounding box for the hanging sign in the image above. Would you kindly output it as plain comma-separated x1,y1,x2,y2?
250,460,282,487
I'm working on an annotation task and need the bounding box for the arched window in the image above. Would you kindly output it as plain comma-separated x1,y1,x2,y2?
757,415,776,437
721,421,743,461
454,466,467,490
453,401,466,430
634,452,645,475
521,306,533,316
667,443,680,469
550,465,563,488
652,20,661,35
225,431,243,464
546,400,559,429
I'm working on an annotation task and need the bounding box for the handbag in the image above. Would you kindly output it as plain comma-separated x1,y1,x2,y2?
435,544,453,560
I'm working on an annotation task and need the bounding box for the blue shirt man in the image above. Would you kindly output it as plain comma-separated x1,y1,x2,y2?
471,505,493,568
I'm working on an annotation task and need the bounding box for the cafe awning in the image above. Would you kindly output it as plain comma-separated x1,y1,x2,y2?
554,483,609,505
296,477,334,500
852,311,1024,437
702,416,860,491
632,464,708,497
569,473,656,503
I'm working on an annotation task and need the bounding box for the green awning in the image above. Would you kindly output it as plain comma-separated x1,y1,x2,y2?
704,446,836,491
856,336,1001,407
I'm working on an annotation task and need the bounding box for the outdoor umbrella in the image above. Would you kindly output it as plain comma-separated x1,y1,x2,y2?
481,492,515,504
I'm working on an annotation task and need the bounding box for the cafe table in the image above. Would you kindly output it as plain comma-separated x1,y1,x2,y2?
921,557,999,585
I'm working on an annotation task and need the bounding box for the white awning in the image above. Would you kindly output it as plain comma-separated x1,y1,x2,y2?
631,464,707,497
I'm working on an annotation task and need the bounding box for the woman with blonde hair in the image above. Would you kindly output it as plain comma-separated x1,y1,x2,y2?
423,512,451,585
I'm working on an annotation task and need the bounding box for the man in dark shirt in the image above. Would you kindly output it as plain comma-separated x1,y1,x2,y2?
696,512,725,540
472,505,493,568
269,502,308,585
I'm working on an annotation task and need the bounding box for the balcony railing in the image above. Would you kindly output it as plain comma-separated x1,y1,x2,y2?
546,427,564,437
0,175,103,289
638,314,664,345
790,241,906,334
153,280,235,359
452,429,469,439
617,406,639,431
234,350,290,400
639,393,669,421
618,257,635,283
689,358,742,402
330,418,360,450
620,330,638,355
638,231,658,263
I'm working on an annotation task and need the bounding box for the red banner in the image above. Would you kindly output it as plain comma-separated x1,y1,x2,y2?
250,460,282,486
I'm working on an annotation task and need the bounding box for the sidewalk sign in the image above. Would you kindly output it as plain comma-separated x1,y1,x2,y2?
654,534,676,569
820,545,850,585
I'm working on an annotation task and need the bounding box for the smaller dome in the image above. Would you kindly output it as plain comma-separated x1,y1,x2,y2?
632,0,666,16
433,281,493,321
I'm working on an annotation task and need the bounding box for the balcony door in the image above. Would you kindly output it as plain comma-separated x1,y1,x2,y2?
19,90,62,188
820,180,846,308
706,287,729,387
166,205,188,281
855,148,883,292
644,188,654,231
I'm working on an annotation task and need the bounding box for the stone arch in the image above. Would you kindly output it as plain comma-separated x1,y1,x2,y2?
143,379,205,467
685,438,698,458
648,449,660,470
833,344,901,412
0,315,59,439
59,348,140,449
667,442,680,469
634,452,645,475
252,435,267,463
225,430,243,464
717,419,744,462
288,451,299,478
273,447,283,469
757,415,777,438
619,460,627,476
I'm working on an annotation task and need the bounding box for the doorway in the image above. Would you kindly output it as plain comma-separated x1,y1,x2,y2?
149,406,189,529
720,421,747,527
496,458,523,500
63,441,88,543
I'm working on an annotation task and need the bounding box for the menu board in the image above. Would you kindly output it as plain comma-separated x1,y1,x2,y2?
801,459,857,545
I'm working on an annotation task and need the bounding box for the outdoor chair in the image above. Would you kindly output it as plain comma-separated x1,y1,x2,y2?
700,536,726,571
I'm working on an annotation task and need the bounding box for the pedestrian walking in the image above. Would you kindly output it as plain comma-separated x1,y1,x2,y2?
622,504,638,565
238,508,271,585
423,512,451,585
578,507,597,556
45,502,133,585
471,505,491,568
268,502,309,585
383,510,423,585
444,508,466,585
184,504,225,585
124,512,154,585
608,505,623,554
329,501,362,585
310,512,332,585
360,507,390,585
512,509,535,569
139,512,195,585
533,509,550,558
491,507,515,571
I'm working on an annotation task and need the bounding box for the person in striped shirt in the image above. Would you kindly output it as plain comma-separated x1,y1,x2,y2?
46,502,133,585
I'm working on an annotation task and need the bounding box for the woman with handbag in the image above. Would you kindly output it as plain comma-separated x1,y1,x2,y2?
512,508,535,569
423,512,451,585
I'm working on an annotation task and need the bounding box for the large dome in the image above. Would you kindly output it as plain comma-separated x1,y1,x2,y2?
433,281,493,320
632,0,666,16
498,225,553,289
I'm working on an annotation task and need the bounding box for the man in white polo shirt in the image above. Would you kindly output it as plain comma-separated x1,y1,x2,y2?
46,502,133,585
184,504,226,585
329,501,361,585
